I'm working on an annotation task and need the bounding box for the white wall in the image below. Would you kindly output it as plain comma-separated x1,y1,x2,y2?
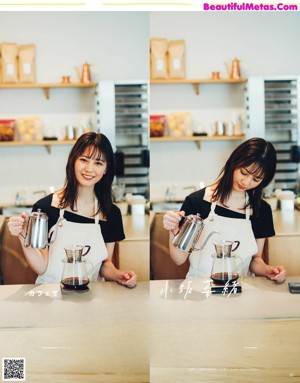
0,12,149,204
150,12,300,200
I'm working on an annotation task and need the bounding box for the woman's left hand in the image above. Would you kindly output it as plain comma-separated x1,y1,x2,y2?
266,265,286,283
116,270,137,288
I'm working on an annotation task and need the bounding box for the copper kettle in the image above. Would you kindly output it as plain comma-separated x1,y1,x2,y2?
80,62,92,84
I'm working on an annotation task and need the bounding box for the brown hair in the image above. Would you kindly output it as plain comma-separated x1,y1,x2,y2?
212,137,277,216
59,132,115,219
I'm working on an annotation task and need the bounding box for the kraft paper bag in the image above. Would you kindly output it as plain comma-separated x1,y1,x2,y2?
1,42,18,83
18,44,36,83
168,40,186,79
150,38,168,79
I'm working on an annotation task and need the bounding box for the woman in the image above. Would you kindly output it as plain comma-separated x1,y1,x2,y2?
8,132,137,288
163,137,286,283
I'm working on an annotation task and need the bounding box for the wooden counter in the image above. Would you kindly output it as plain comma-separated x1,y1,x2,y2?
272,209,300,236
114,214,150,281
266,210,300,275
0,281,149,383
122,214,150,241
151,276,300,382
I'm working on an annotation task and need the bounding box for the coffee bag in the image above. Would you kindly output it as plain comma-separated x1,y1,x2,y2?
1,43,18,83
18,44,36,83
168,40,186,79
150,38,168,79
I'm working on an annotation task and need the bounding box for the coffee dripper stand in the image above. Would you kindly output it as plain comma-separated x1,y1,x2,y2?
60,245,93,293
210,240,243,294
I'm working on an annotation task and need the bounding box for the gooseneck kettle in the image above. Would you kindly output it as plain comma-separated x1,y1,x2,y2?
172,213,219,253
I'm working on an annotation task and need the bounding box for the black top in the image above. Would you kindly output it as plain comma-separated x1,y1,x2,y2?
32,194,125,243
181,188,275,239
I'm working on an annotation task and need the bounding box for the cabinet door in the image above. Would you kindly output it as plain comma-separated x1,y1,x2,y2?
267,236,300,276
115,240,149,281
0,218,37,284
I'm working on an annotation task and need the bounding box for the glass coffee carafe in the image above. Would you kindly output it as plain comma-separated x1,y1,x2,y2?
61,245,94,291
211,240,242,285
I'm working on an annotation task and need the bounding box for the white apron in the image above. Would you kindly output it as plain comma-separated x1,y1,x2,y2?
186,197,258,280
36,203,108,284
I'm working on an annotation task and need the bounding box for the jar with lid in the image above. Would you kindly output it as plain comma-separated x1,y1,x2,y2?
150,115,165,137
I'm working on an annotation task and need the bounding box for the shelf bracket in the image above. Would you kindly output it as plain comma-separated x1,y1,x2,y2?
44,144,51,154
42,87,50,100
192,83,199,95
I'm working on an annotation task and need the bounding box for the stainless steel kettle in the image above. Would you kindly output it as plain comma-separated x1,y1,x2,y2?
172,213,219,253
21,209,58,249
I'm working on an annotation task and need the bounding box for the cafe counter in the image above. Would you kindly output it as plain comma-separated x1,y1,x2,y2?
151,276,300,382
0,281,149,382
265,210,300,275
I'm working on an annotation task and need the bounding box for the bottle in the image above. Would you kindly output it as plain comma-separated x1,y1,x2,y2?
233,115,243,136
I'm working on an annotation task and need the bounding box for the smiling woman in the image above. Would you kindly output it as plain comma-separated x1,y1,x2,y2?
7,132,137,288
162,137,286,283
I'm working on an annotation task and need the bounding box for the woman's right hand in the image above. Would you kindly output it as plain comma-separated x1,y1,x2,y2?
163,210,185,233
7,213,27,237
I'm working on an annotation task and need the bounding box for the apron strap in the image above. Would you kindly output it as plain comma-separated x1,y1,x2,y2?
208,201,217,221
245,193,251,220
94,197,99,224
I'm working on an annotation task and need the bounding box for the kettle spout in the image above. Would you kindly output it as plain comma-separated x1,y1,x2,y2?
199,230,220,250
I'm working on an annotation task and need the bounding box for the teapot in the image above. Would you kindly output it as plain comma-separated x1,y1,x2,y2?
20,209,59,249
172,213,219,253
211,240,244,285
225,57,242,80
61,245,94,290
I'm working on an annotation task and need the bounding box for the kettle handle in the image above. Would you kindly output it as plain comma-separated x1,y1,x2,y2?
19,216,29,241
231,241,240,252
82,245,91,256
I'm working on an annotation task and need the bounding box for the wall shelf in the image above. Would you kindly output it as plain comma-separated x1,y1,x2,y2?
0,140,76,154
150,135,245,149
150,78,246,95
0,82,97,99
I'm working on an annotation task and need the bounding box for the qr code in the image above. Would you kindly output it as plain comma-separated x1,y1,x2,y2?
2,358,26,381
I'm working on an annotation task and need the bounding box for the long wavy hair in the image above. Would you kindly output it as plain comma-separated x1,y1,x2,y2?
212,137,277,216
59,132,115,219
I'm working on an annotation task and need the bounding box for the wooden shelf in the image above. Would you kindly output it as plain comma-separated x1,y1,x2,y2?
150,135,245,149
150,78,246,95
0,139,76,154
0,82,97,99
